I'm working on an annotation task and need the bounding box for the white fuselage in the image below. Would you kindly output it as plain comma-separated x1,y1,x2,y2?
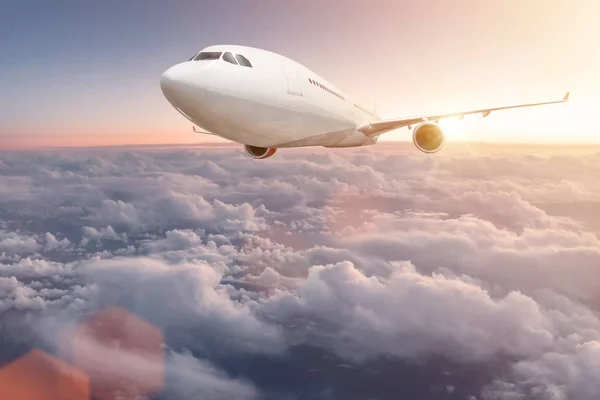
160,45,379,149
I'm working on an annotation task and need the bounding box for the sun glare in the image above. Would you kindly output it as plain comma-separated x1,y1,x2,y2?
438,117,471,141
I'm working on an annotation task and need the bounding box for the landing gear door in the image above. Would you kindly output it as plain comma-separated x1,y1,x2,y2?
279,60,303,96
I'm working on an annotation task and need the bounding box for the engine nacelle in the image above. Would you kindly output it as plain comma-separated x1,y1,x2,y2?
412,122,445,153
244,145,277,159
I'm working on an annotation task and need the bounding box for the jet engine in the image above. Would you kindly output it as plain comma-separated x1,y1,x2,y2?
244,145,277,159
412,122,445,153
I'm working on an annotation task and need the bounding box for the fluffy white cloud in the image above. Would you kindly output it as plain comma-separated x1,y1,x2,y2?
1,145,600,399
262,261,557,362
81,256,286,355
0,231,41,255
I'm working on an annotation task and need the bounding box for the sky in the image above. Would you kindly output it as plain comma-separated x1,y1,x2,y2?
1,0,599,147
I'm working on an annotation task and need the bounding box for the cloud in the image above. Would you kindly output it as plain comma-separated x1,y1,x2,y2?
0,231,41,255
261,261,557,363
80,256,286,356
2,145,600,399
51,305,259,400
168,351,259,400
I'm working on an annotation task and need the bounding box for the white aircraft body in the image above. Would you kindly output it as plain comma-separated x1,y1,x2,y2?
160,45,569,159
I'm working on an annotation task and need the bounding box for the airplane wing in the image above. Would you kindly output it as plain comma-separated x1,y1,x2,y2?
358,92,569,137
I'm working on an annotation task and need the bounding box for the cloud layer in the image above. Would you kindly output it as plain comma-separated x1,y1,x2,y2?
1,143,600,399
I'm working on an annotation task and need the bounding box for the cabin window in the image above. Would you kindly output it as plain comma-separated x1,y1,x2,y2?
223,52,238,65
309,78,345,100
193,52,222,61
235,54,253,67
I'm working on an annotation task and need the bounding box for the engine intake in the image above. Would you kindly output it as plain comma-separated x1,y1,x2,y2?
244,145,277,159
412,122,445,153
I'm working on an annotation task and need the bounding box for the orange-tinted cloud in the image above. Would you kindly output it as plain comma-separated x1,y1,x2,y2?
62,307,165,400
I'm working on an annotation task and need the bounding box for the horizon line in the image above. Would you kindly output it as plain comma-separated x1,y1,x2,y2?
2,140,600,151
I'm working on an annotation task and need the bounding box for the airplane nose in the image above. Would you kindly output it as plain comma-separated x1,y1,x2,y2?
160,62,200,110
160,63,188,93
160,62,213,114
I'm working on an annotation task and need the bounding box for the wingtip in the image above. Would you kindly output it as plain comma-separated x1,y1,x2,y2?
563,92,570,101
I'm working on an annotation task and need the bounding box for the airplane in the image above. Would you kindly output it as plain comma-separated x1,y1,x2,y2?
160,45,569,159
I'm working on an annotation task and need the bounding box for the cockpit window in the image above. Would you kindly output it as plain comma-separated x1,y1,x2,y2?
223,52,238,65
193,52,222,61
188,52,200,61
235,54,253,68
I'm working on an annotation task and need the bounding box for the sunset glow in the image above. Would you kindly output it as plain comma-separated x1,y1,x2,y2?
1,0,598,147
